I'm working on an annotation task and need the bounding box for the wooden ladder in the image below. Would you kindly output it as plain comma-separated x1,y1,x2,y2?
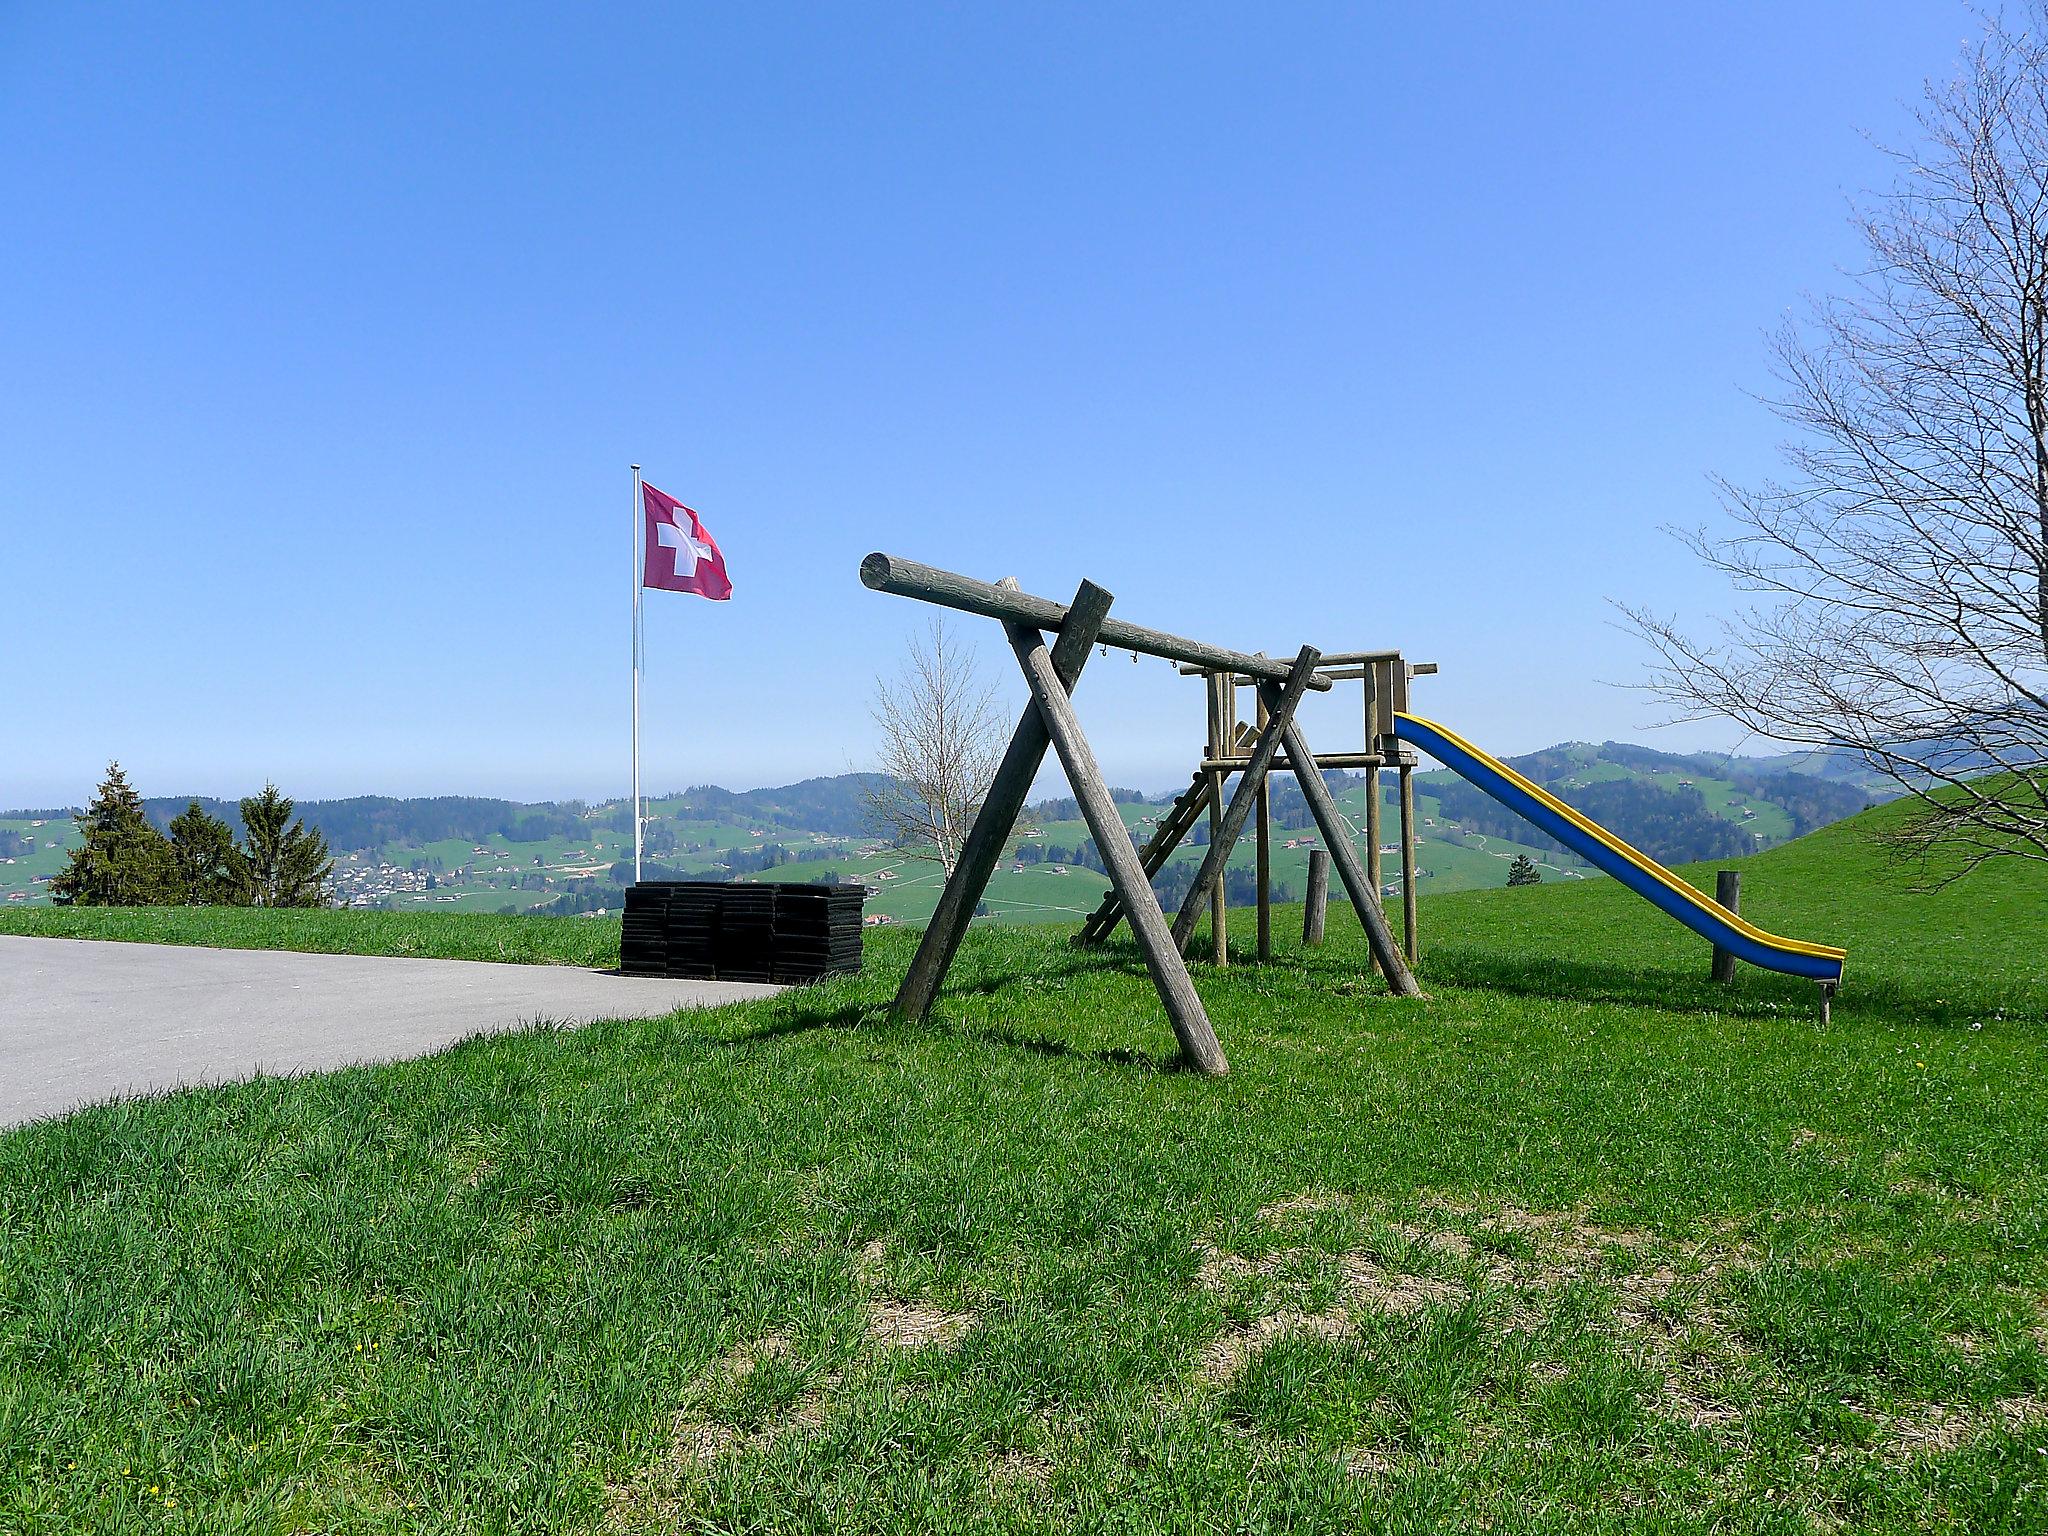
1073,769,1218,946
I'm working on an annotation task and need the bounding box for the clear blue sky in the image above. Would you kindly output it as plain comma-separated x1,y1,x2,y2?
0,2,1974,806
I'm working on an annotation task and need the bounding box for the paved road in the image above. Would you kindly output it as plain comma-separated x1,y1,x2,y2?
0,936,780,1129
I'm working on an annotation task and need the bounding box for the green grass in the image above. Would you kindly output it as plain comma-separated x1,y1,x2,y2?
3,800,2046,1531
0,904,620,967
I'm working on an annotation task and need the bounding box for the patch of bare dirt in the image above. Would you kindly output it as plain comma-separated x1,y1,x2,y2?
1194,1238,1260,1292
866,1297,976,1351
1997,1394,2047,1429
1340,1445,1397,1478
1257,1190,1348,1223
987,1449,1053,1491
1389,1221,1476,1260
853,1236,889,1283
667,1418,743,1465
1337,1252,1462,1315
711,1332,790,1383
1654,1377,1746,1432
1198,1307,1355,1386
1186,1203,2040,1474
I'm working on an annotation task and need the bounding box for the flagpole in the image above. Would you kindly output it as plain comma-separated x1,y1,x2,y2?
631,463,644,886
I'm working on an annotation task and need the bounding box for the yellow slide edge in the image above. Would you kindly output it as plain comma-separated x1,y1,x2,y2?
1397,712,1848,963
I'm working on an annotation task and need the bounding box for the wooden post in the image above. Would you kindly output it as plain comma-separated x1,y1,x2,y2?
1302,848,1330,946
1255,676,1272,961
1399,760,1419,965
1709,870,1741,984
1010,589,1229,1075
1364,767,1382,896
1278,715,1422,997
1207,673,1228,967
1171,649,1320,953
1363,672,1382,896
892,577,1104,1023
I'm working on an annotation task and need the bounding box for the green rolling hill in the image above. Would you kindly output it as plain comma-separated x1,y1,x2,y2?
0,740,1883,926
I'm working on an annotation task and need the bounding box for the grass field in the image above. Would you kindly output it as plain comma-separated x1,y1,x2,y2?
0,904,620,967
2,802,2045,1531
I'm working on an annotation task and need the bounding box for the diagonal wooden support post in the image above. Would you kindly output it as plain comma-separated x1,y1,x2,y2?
1010,584,1230,1075
892,578,1104,1023
1171,646,1321,953
1278,715,1423,997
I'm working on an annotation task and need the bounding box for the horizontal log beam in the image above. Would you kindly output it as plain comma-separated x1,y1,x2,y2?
861,553,1331,692
1201,752,1391,772
1175,658,1436,680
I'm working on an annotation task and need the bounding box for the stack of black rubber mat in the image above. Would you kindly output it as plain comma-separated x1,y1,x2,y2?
766,886,866,981
620,881,865,983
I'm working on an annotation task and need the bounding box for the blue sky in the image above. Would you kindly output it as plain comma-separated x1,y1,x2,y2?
0,2,1975,806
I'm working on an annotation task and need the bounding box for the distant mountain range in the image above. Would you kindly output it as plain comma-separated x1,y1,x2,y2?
0,743,1894,921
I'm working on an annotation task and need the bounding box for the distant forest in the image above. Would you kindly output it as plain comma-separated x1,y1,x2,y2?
94,796,597,853
1430,778,1758,865
5,775,898,857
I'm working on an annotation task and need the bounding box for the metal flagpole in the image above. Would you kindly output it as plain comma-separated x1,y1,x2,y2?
631,463,644,885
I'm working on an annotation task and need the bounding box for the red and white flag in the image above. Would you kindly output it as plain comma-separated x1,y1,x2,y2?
641,482,732,601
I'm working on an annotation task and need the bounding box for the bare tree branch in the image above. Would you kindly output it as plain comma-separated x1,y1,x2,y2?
863,617,1006,877
1624,3,2048,878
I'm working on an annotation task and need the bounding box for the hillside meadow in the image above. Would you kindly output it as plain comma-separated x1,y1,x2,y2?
1,801,2045,1532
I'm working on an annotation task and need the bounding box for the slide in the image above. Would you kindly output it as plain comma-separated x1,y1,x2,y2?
1390,712,1846,985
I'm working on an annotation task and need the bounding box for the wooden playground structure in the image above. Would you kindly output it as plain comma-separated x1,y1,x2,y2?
1077,650,1438,969
862,553,1433,1076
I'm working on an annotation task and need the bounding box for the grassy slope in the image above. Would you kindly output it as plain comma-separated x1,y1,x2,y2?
2,804,2046,1532
0,905,620,967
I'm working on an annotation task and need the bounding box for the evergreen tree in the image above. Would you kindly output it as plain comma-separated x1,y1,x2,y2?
49,762,180,905
1506,854,1543,887
168,800,246,905
238,784,334,907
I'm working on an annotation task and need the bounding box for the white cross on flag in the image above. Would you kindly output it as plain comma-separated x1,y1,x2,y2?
640,482,731,600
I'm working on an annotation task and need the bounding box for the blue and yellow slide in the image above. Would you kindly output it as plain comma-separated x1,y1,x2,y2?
1391,712,1847,985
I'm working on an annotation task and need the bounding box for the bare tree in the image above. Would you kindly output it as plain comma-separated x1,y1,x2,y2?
1626,5,2048,877
864,617,1005,877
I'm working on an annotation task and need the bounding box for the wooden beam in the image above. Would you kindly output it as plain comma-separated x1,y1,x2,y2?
863,553,1331,691
891,577,1104,1023
1200,751,1389,772
1171,647,1320,953
1256,684,1272,963
1208,675,1228,966
1175,650,1402,676
1363,669,1382,896
1009,587,1230,1075
1399,761,1419,965
1277,715,1422,997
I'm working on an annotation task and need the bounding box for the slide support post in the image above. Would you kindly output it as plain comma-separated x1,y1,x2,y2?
1709,871,1741,984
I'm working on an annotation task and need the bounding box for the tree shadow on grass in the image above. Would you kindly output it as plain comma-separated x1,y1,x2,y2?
1412,943,2019,1031
710,951,1180,1071
1093,926,2033,1032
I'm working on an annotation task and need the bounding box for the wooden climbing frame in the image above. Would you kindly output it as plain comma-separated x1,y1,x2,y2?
862,553,1423,1076
1159,652,1439,971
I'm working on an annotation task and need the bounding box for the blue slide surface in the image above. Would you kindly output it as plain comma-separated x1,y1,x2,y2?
1391,712,1846,985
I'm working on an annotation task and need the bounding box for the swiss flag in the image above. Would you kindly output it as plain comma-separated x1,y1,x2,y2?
641,482,732,601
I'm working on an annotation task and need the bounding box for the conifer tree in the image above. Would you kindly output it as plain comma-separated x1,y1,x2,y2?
238,784,333,907
168,800,246,905
50,762,180,906
1506,854,1543,887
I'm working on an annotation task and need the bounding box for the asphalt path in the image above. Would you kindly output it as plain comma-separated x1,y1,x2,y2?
0,935,779,1128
